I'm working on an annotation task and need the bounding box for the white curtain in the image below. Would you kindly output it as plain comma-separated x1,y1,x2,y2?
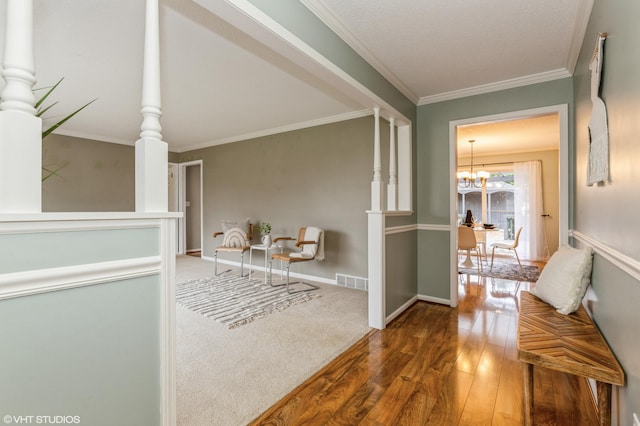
514,161,545,260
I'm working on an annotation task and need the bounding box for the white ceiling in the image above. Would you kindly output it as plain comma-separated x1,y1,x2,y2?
457,114,560,157
0,0,591,153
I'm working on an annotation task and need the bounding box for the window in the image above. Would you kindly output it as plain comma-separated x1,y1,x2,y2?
458,169,515,239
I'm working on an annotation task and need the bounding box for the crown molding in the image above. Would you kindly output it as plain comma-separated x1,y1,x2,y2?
565,0,595,74
301,0,419,105
175,109,371,153
418,69,572,106
53,129,136,146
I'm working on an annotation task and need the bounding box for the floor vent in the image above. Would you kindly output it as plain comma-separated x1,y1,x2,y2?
335,273,368,291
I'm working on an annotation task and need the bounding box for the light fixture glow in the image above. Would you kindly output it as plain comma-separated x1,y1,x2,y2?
458,139,488,188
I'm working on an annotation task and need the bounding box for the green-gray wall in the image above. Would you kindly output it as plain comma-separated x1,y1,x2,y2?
246,0,415,121
177,116,387,280
573,0,640,421
43,134,135,212
0,225,163,425
416,79,574,300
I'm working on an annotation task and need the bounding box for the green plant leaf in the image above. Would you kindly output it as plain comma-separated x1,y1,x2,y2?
41,165,65,181
34,77,64,112
42,98,96,139
36,101,59,118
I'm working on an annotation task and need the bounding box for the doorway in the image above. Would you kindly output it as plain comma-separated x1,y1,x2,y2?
168,163,180,253
177,160,203,256
448,104,569,307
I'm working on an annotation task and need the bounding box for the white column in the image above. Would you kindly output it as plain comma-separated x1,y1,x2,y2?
0,0,42,213
135,0,168,213
387,117,398,211
397,124,412,211
367,211,386,329
371,107,385,211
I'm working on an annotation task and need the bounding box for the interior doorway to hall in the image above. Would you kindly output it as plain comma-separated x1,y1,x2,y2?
169,160,203,256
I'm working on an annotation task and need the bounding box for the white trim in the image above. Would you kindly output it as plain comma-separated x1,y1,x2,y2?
571,230,640,282
178,160,203,256
418,224,451,232
174,109,371,153
201,255,338,285
367,212,386,329
418,294,451,306
193,0,410,127
448,104,570,309
565,0,595,75
159,218,177,426
0,218,169,234
301,0,419,104
385,224,417,235
418,69,571,105
53,129,136,146
385,295,418,325
383,210,414,217
386,223,452,234
397,124,413,212
0,212,181,223
0,256,161,300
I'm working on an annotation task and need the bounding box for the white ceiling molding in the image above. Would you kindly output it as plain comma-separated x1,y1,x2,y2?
301,0,419,104
417,68,571,106
53,129,136,147
564,0,595,74
194,0,411,126
172,109,372,153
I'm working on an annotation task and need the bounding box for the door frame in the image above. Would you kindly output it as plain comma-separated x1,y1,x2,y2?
168,162,180,254
448,104,569,307
178,160,203,256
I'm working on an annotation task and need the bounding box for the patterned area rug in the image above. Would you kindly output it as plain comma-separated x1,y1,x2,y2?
459,261,540,282
176,273,320,329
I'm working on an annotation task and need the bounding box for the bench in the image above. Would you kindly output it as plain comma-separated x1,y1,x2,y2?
517,291,624,426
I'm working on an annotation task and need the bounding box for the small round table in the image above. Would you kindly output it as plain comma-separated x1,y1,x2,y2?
248,244,283,283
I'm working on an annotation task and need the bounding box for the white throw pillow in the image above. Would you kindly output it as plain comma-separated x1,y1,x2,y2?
221,219,250,234
532,245,593,314
222,227,248,248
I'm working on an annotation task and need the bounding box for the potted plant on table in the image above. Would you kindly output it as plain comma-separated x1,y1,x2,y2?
256,222,272,247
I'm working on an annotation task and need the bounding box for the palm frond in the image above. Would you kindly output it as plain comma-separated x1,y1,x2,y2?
35,77,64,111
42,98,96,139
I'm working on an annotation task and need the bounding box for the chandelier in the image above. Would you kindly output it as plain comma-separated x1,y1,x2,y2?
457,139,489,188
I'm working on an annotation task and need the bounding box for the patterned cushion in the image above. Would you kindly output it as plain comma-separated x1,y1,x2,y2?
222,227,248,248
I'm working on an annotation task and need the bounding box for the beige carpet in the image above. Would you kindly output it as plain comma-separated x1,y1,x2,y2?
175,255,370,425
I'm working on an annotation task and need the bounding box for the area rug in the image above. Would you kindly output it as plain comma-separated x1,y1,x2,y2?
459,261,540,282
176,273,320,329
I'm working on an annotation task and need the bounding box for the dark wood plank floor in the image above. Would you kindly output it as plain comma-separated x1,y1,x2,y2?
250,264,599,425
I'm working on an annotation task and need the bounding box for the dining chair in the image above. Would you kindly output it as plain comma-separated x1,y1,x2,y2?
458,226,483,274
490,226,523,273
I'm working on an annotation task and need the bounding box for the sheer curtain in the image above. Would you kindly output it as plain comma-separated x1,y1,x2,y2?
514,161,545,260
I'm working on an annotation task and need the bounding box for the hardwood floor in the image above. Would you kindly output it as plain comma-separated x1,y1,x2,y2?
250,263,599,425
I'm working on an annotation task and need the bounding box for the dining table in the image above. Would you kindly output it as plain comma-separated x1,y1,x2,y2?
473,227,504,257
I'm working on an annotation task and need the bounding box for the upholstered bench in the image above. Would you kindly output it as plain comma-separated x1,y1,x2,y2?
517,291,624,426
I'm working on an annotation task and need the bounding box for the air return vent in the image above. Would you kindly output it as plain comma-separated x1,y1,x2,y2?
335,273,368,291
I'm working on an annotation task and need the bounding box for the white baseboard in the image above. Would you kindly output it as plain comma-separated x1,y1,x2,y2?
418,294,451,306
201,255,337,285
385,295,418,325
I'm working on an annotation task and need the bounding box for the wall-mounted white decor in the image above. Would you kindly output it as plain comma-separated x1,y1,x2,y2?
587,33,609,186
